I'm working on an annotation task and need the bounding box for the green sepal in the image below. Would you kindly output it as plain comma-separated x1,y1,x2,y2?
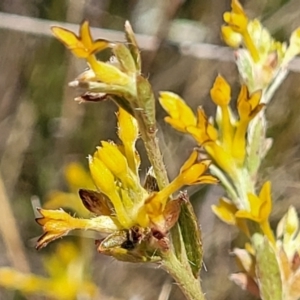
124,21,141,72
113,43,137,74
252,233,282,300
178,199,203,278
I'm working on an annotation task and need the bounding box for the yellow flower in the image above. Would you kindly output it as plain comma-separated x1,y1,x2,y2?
232,85,264,164
52,21,131,87
236,86,263,122
177,150,218,186
223,0,248,34
210,75,234,151
36,208,121,249
235,181,275,244
51,21,111,58
159,92,197,132
212,198,249,236
117,107,139,174
212,198,237,225
88,154,134,228
145,150,218,214
96,141,135,188
223,0,260,63
186,107,218,144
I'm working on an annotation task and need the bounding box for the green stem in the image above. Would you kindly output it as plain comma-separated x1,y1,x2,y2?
134,111,169,190
132,78,205,300
161,250,206,300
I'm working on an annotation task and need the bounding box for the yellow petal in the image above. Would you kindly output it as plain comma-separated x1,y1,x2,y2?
80,20,93,49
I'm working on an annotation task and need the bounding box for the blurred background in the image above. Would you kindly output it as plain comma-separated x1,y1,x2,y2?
1,0,300,299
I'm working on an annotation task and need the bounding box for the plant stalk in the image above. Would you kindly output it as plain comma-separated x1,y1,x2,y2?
134,106,206,300
161,250,206,300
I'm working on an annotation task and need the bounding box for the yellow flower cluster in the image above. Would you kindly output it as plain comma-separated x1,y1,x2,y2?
159,71,274,244
160,75,262,179
36,107,217,258
222,0,300,92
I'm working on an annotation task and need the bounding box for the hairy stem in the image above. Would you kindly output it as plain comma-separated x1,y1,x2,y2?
161,250,206,300
133,86,205,300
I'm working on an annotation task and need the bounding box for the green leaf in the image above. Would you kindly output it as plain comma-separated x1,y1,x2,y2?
252,233,282,300
178,196,203,278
